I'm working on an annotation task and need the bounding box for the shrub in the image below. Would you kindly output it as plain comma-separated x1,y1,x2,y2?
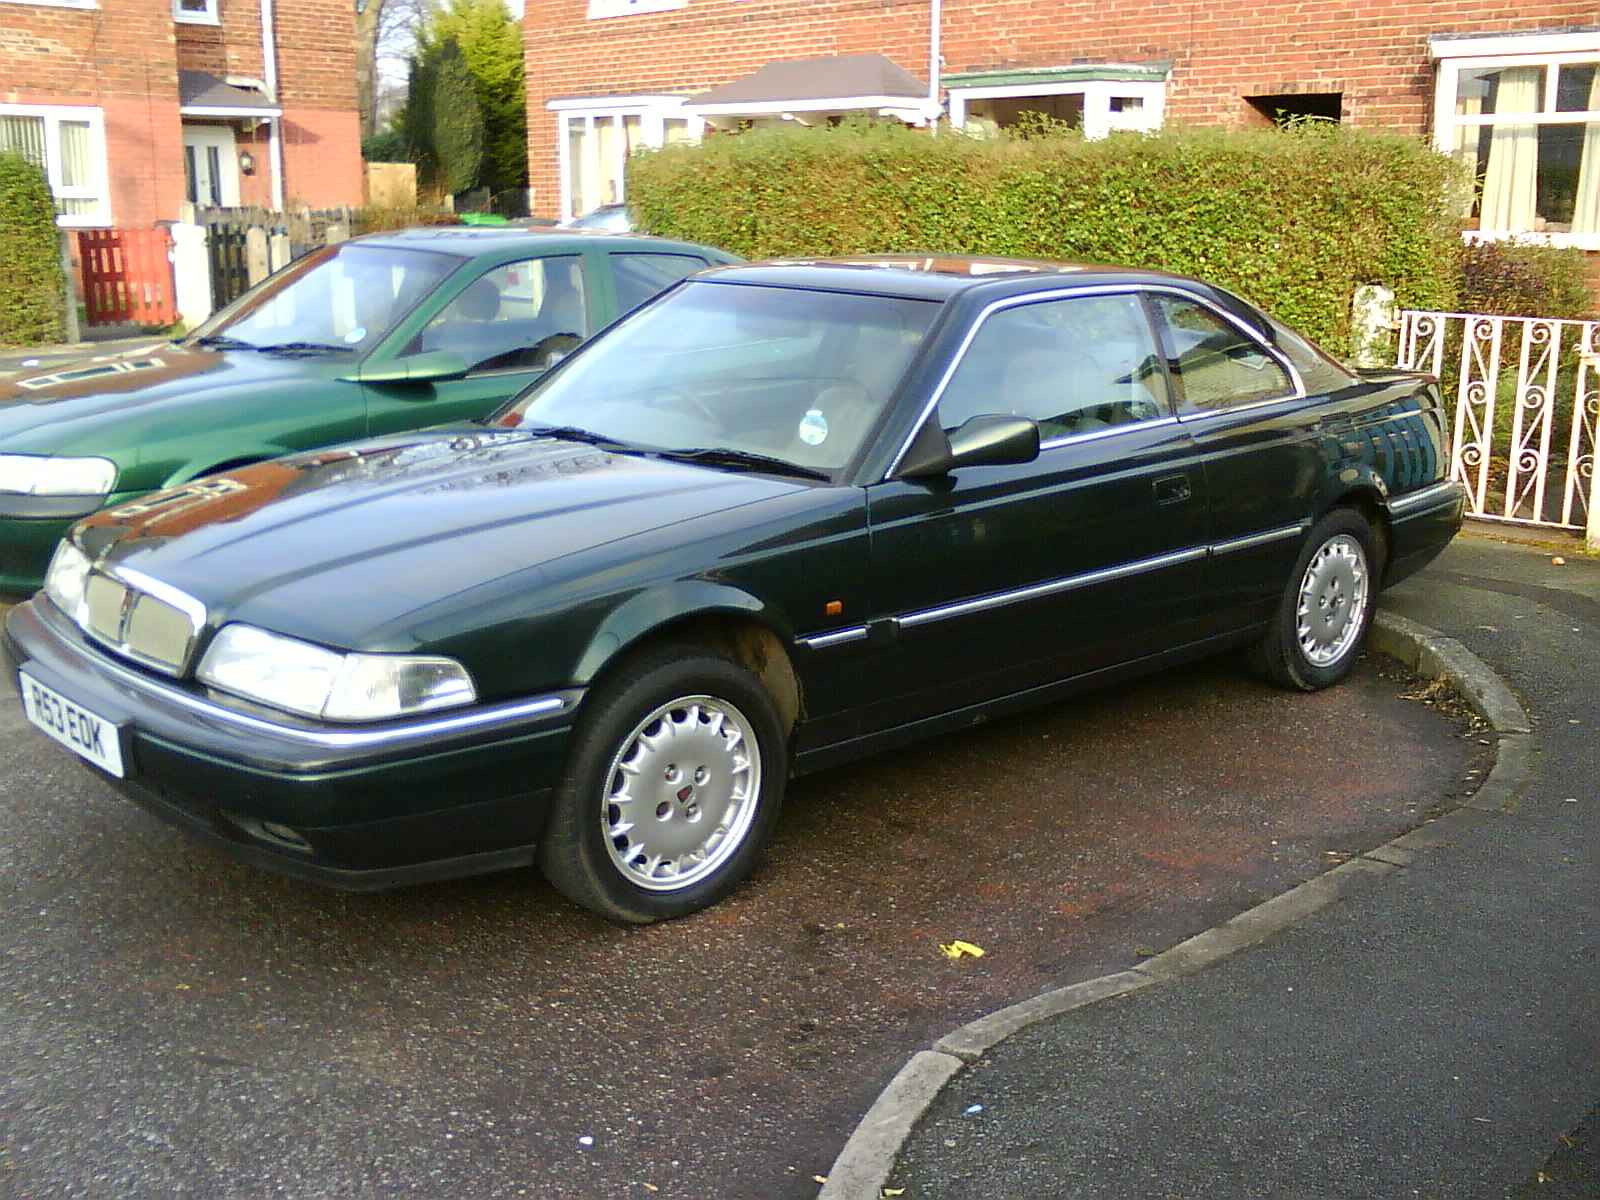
0,151,66,346
627,121,1466,355
1458,240,1596,320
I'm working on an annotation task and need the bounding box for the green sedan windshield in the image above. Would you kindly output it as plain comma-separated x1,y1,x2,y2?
187,243,458,357
501,281,939,474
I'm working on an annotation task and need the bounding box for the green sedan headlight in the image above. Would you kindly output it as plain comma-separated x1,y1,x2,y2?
0,454,117,497
196,623,477,722
42,539,93,620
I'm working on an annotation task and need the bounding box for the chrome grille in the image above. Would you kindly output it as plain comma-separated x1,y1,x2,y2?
77,568,205,676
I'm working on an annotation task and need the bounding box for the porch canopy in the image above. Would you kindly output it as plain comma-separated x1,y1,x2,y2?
687,53,939,128
178,72,282,120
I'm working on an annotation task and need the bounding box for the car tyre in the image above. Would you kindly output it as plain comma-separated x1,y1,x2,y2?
1249,508,1380,691
539,647,788,923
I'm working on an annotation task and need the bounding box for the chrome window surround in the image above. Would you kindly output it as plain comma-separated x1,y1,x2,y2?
886,284,1306,479
78,565,208,677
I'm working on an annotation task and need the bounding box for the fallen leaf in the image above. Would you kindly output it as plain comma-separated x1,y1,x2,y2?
940,940,986,959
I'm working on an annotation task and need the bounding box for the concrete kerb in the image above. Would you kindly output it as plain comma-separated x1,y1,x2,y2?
815,609,1536,1200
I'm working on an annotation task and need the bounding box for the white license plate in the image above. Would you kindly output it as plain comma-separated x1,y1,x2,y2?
18,669,126,778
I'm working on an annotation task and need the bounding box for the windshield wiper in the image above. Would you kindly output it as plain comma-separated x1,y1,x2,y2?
652,447,832,481
192,334,259,350
520,424,634,451
253,341,355,356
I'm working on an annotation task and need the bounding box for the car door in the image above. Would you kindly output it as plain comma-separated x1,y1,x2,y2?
861,290,1208,728
1147,292,1325,632
364,253,597,435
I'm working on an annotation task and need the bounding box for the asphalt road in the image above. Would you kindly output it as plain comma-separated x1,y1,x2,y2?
0,579,1489,1199
886,529,1600,1199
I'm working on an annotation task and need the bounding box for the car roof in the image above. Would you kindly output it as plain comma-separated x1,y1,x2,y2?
692,255,1225,304
349,225,731,259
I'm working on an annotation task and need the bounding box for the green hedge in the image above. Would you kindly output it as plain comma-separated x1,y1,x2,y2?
1458,240,1596,320
627,122,1466,354
0,151,66,346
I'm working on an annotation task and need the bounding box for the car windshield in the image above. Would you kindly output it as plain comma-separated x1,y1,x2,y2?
497,280,939,476
186,243,458,356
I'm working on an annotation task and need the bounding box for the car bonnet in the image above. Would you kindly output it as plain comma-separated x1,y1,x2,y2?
68,428,813,652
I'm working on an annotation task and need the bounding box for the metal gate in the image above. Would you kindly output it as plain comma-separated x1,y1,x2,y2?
1398,310,1600,545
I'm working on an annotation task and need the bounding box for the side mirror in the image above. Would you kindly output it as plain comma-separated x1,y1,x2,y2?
896,414,1040,479
342,349,469,384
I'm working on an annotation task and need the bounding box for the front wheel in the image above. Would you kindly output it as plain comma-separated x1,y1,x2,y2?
1248,509,1380,691
538,647,788,923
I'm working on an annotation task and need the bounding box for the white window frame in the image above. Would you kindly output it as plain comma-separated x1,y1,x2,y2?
549,96,704,222
0,103,110,227
586,0,686,17
1431,32,1600,250
947,78,1166,140
172,0,219,24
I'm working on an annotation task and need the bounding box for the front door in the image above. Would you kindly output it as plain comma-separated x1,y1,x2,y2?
182,125,239,207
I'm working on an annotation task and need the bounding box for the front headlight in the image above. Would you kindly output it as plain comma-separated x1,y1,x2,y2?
43,539,92,620
196,623,477,722
0,454,117,498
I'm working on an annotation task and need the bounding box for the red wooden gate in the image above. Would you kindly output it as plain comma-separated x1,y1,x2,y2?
75,228,178,326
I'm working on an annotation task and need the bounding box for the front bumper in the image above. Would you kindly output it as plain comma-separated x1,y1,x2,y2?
4,598,582,889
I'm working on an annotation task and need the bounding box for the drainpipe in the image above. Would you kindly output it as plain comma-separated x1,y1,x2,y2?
928,0,943,128
261,0,285,210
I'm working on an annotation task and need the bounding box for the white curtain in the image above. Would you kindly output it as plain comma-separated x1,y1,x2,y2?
1571,70,1600,235
1479,68,1541,233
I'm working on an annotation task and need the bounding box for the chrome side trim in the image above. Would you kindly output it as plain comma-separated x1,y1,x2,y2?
895,545,1208,630
1209,522,1308,557
1388,480,1464,517
798,626,870,650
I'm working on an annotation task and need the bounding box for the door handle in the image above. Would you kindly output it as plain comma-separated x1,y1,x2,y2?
1154,473,1192,506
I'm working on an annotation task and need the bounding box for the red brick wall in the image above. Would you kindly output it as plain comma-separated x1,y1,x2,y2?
0,0,359,224
524,0,1599,218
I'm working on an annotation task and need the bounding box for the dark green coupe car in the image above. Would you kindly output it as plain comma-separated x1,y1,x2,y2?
0,226,738,596
5,257,1465,923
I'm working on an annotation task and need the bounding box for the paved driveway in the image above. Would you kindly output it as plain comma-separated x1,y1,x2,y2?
0,606,1483,1199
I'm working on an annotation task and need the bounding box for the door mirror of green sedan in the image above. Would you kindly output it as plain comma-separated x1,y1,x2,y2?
342,349,471,385
897,414,1041,479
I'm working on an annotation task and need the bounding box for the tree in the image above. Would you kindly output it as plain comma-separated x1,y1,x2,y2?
356,0,434,140
412,0,527,196
403,37,484,198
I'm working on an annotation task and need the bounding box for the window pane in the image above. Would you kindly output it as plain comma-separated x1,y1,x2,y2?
612,253,707,314
0,114,47,169
1153,297,1291,411
1555,63,1599,112
57,120,91,187
939,293,1168,437
419,256,589,372
1456,66,1546,117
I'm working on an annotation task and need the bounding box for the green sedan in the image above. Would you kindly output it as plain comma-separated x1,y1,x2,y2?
0,227,739,596
5,258,1465,923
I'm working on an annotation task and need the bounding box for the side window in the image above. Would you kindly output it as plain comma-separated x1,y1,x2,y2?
611,252,710,314
937,293,1170,439
1150,296,1293,411
419,255,590,373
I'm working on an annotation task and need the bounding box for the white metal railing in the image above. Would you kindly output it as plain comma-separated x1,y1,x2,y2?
1397,310,1600,549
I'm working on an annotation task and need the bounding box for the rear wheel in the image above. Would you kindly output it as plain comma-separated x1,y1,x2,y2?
1249,509,1379,691
538,647,787,923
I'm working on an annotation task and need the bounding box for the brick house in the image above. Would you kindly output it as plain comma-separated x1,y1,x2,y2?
523,0,1600,256
0,0,363,231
